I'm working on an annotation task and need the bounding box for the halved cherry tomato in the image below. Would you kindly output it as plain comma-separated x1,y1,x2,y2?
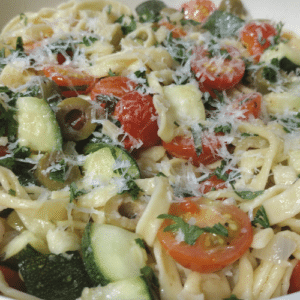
157,197,253,273
240,21,277,62
232,92,262,120
289,260,300,294
0,265,26,291
199,174,227,194
191,45,245,95
113,91,160,151
163,134,223,166
159,22,187,39
181,0,216,23
43,66,97,98
90,76,137,101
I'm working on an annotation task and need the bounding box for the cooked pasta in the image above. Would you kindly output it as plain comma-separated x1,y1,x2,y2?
0,0,300,299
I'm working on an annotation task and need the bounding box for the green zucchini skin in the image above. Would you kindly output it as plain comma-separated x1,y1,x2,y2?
81,222,111,286
82,223,148,287
18,245,92,300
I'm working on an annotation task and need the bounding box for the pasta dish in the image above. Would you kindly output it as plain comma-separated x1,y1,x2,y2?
0,0,300,299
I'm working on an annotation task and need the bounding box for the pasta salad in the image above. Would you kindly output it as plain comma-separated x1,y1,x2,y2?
0,0,300,299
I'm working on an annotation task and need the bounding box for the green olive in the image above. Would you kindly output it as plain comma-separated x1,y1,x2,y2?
35,151,82,191
37,77,61,104
56,97,97,141
218,0,249,19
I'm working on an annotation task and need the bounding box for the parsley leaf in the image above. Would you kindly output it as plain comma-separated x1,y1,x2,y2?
157,214,228,245
96,94,119,115
8,189,16,196
49,159,69,183
214,123,232,134
79,36,98,47
19,13,28,26
69,182,87,203
135,238,146,249
0,103,18,140
252,206,270,228
214,160,229,181
118,178,143,200
191,123,205,156
234,189,264,200
115,15,137,35
224,295,243,300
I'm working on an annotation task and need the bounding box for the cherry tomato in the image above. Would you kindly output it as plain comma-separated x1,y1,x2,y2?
181,0,216,23
232,92,262,120
43,66,97,98
240,21,277,62
0,265,26,291
199,174,227,194
113,91,160,151
159,22,187,39
289,261,300,294
90,76,137,101
191,45,245,95
157,197,253,273
163,134,223,166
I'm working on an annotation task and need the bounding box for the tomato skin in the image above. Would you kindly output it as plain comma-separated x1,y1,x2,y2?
0,146,8,157
199,174,227,194
191,45,245,94
90,76,137,101
43,66,97,97
57,51,74,65
113,91,160,151
163,134,222,166
181,0,216,23
0,265,26,291
157,197,253,273
159,22,187,39
289,261,300,294
240,22,277,62
233,92,262,120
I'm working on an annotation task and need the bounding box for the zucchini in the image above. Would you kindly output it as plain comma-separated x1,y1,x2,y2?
81,276,155,300
83,143,140,182
18,245,92,300
136,0,166,22
82,223,148,286
16,97,63,152
260,42,300,72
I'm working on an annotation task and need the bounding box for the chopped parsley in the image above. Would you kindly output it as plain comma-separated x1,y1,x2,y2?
0,102,18,140
157,214,228,245
8,189,16,196
118,178,143,200
49,159,69,183
96,94,119,115
115,15,137,35
214,123,232,134
234,189,264,200
224,295,243,300
19,13,28,26
135,238,146,249
252,205,270,228
69,182,87,203
262,58,280,83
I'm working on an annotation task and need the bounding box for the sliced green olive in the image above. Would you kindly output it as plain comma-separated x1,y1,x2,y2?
37,77,61,105
35,151,82,191
218,0,249,19
56,97,97,141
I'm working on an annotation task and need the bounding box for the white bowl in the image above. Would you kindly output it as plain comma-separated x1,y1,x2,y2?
1,0,300,300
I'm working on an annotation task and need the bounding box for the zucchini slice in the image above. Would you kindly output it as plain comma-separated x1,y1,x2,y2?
83,143,140,182
18,245,92,300
82,223,148,286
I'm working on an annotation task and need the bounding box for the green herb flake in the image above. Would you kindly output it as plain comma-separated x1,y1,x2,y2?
234,189,264,200
49,159,68,183
214,123,232,134
69,182,87,203
108,69,117,76
224,295,243,300
157,214,228,245
118,178,143,200
180,19,201,26
19,13,28,26
252,205,270,228
135,238,146,249
214,160,229,181
8,189,16,196
191,123,204,156
156,172,167,177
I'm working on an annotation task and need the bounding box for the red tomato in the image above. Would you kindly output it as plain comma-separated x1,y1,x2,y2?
157,197,253,273
163,134,223,166
199,174,227,194
181,0,216,23
240,21,277,62
191,45,245,95
289,261,300,294
159,22,187,39
0,265,26,291
43,66,97,97
232,92,262,120
113,91,160,150
90,76,137,101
